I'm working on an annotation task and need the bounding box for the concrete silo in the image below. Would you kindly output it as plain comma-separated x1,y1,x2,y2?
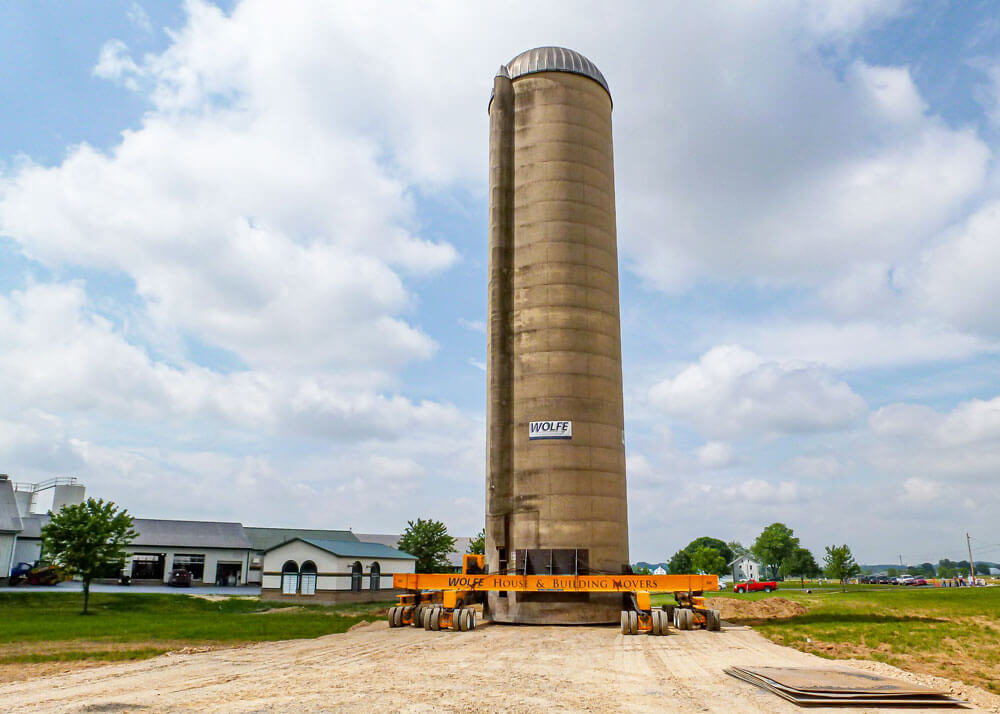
485,47,629,624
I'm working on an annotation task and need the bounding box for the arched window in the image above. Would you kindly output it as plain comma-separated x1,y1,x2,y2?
300,561,317,596
369,562,381,592
350,561,363,592
281,560,299,595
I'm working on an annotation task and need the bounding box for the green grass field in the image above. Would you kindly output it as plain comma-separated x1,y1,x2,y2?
666,585,1000,693
0,593,391,667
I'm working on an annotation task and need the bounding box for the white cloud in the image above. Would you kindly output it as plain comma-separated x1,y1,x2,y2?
93,40,143,90
127,2,153,34
696,441,735,468
0,283,469,441
900,477,942,504
868,396,1000,483
648,346,866,439
732,320,995,370
786,455,843,479
458,319,486,334
917,201,1000,337
872,396,1000,447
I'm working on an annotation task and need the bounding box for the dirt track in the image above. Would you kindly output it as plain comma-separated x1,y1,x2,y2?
2,620,997,713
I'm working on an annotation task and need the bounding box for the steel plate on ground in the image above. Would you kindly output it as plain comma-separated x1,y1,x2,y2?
737,666,947,696
724,668,966,708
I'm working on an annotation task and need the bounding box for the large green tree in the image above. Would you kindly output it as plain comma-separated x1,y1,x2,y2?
668,536,734,575
667,549,693,575
684,537,734,566
690,546,727,576
823,544,861,589
752,523,799,579
397,518,456,573
467,528,485,555
781,546,821,587
41,498,137,614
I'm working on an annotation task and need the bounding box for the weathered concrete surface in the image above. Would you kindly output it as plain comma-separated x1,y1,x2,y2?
486,50,628,624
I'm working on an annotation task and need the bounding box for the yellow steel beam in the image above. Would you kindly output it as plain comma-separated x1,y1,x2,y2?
393,573,718,593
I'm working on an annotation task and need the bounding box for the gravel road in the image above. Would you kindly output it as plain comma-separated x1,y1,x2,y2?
2,620,996,713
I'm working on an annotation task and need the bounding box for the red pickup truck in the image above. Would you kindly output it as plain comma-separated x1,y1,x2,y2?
733,579,777,594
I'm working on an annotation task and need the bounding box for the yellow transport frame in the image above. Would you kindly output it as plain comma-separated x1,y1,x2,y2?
386,556,721,635
392,573,718,593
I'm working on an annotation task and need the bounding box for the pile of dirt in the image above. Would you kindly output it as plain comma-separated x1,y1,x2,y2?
706,597,807,621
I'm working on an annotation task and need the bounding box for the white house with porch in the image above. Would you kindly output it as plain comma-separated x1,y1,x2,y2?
728,553,762,582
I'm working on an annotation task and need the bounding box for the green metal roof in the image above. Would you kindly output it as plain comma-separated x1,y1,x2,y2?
269,537,416,560
244,527,358,552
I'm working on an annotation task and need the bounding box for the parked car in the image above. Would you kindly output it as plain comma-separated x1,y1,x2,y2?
897,575,915,585
876,576,890,584
8,562,34,585
733,579,778,594
167,569,192,587
910,577,928,586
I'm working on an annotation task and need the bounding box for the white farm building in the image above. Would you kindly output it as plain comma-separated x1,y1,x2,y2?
261,538,416,602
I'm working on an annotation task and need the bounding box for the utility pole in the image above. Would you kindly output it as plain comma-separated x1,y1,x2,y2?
966,534,976,582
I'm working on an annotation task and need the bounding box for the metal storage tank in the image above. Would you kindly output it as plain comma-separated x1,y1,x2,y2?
485,47,629,624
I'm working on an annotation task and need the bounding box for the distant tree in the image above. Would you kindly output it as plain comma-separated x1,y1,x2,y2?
824,544,861,590
728,541,748,559
937,565,956,578
683,537,734,566
887,567,898,578
634,565,652,575
752,523,800,580
690,546,727,576
41,498,137,614
467,528,485,555
668,549,693,575
397,518,456,573
781,547,821,587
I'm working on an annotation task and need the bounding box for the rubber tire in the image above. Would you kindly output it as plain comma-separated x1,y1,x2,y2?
621,611,629,634
387,606,397,627
677,609,689,630
707,609,721,631
422,608,433,630
764,586,772,593
467,610,476,631
736,587,745,594
453,608,463,631
685,609,695,630
651,610,662,636
628,610,638,635
414,605,424,627
403,605,414,626
663,605,675,623
430,607,442,631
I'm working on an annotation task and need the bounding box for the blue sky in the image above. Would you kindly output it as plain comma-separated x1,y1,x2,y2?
2,1,1000,566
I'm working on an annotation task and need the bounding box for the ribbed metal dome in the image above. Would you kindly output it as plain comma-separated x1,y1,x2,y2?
500,46,609,96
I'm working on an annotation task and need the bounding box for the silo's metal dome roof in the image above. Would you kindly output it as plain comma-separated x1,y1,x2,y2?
500,46,609,96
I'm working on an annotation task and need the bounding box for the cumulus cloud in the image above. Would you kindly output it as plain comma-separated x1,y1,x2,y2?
0,283,469,441
93,40,143,89
696,441,735,468
916,201,1000,337
648,346,866,439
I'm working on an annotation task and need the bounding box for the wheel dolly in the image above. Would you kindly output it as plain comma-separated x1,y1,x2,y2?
387,555,720,635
